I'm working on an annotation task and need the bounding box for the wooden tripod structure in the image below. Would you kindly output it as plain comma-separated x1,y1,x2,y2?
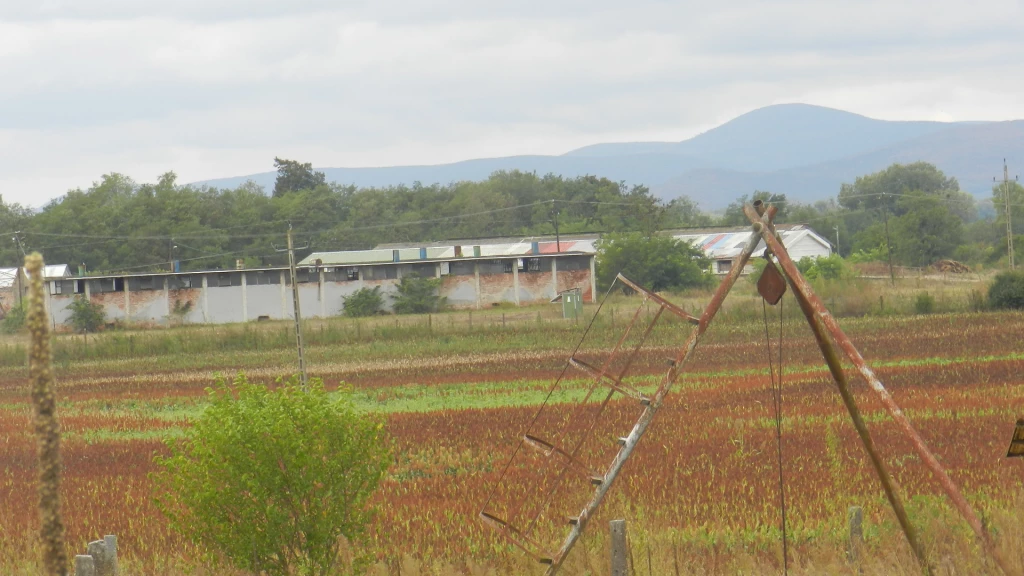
480,202,1018,576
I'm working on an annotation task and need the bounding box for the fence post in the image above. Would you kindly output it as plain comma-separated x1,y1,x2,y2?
75,555,95,576
848,505,863,565
104,534,118,576
87,538,115,576
610,519,628,576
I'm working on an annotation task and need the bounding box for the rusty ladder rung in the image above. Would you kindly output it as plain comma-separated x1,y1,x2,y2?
616,275,701,324
479,512,554,562
568,357,649,403
523,434,602,478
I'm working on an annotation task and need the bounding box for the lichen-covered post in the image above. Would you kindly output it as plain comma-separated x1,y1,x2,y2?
26,252,69,575
74,555,95,576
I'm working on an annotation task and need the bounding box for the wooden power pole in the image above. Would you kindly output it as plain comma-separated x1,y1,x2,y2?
996,159,1018,270
275,225,309,388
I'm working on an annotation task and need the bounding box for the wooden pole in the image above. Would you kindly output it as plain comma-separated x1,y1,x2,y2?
610,519,627,576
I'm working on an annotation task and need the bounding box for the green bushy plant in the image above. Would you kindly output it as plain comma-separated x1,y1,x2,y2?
914,292,936,315
1,301,26,334
392,274,445,314
67,296,106,332
153,374,391,576
343,286,384,317
796,254,850,281
988,271,1024,310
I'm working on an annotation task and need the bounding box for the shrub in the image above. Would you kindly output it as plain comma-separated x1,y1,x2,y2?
343,286,384,317
153,374,391,576
796,255,849,281
392,274,446,314
988,271,1024,310
596,232,711,292
1,301,26,334
914,292,936,315
67,296,106,332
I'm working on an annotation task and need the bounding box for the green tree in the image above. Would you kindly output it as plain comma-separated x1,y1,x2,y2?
67,296,106,332
343,286,384,317
988,271,1024,309
596,232,710,292
888,192,965,266
719,191,788,226
153,374,390,576
273,157,327,198
663,196,713,228
391,274,445,314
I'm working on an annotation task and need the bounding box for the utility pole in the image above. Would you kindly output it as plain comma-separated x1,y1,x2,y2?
275,225,309,388
12,232,26,306
551,199,561,253
995,159,1017,270
833,225,839,255
881,193,895,286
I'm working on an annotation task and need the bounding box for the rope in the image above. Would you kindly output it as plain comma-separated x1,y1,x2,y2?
762,291,789,575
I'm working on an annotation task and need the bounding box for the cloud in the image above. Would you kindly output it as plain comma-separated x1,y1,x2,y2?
1,0,1024,206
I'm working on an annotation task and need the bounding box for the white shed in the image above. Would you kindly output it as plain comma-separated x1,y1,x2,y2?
670,224,832,274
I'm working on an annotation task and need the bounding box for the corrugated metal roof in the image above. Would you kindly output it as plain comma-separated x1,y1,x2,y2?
0,264,72,288
299,241,596,266
673,225,831,260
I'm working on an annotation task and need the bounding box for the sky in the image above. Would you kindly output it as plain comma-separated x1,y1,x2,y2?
2,0,1024,207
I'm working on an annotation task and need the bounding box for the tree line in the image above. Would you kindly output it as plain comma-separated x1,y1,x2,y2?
0,157,1018,274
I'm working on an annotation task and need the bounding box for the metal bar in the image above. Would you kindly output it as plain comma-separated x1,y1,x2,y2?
743,203,1019,576
568,357,648,401
617,274,700,324
523,389,617,538
614,305,665,382
480,512,554,561
544,215,769,574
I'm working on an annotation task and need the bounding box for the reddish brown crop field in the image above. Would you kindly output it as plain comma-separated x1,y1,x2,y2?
0,310,1022,575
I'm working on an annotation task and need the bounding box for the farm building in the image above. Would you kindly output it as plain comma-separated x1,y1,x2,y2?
40,241,595,328
671,224,833,274
0,264,73,317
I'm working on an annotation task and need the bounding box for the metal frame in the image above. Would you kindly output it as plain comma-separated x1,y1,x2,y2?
480,203,1018,576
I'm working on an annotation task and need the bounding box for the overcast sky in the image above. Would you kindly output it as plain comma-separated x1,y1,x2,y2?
2,0,1023,206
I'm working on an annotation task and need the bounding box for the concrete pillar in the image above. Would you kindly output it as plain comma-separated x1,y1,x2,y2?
163,277,170,319
280,270,288,318
241,271,248,322
474,262,481,309
84,278,91,299
435,263,441,278
590,255,597,303
123,277,130,319
550,257,558,300
512,259,520,306
318,268,326,318
610,519,627,576
201,275,209,322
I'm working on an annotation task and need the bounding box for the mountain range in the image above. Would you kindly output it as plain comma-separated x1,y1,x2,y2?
196,103,1023,210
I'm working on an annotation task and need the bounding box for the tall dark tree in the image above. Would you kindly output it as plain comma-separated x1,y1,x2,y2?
272,157,326,198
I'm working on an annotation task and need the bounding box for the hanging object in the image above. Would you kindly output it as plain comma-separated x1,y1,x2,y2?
757,260,787,305
1007,419,1024,458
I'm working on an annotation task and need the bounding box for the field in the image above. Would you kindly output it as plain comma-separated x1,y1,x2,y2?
0,281,1022,575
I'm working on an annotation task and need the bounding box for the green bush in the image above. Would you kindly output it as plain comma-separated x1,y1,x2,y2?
796,254,849,281
67,296,106,332
596,232,711,292
914,292,936,315
1,301,26,334
153,374,391,576
392,274,446,314
988,271,1024,310
343,286,384,317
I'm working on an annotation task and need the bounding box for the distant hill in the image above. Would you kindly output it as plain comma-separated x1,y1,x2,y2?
195,103,1018,209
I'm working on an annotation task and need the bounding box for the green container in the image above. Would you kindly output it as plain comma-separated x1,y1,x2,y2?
561,288,583,319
